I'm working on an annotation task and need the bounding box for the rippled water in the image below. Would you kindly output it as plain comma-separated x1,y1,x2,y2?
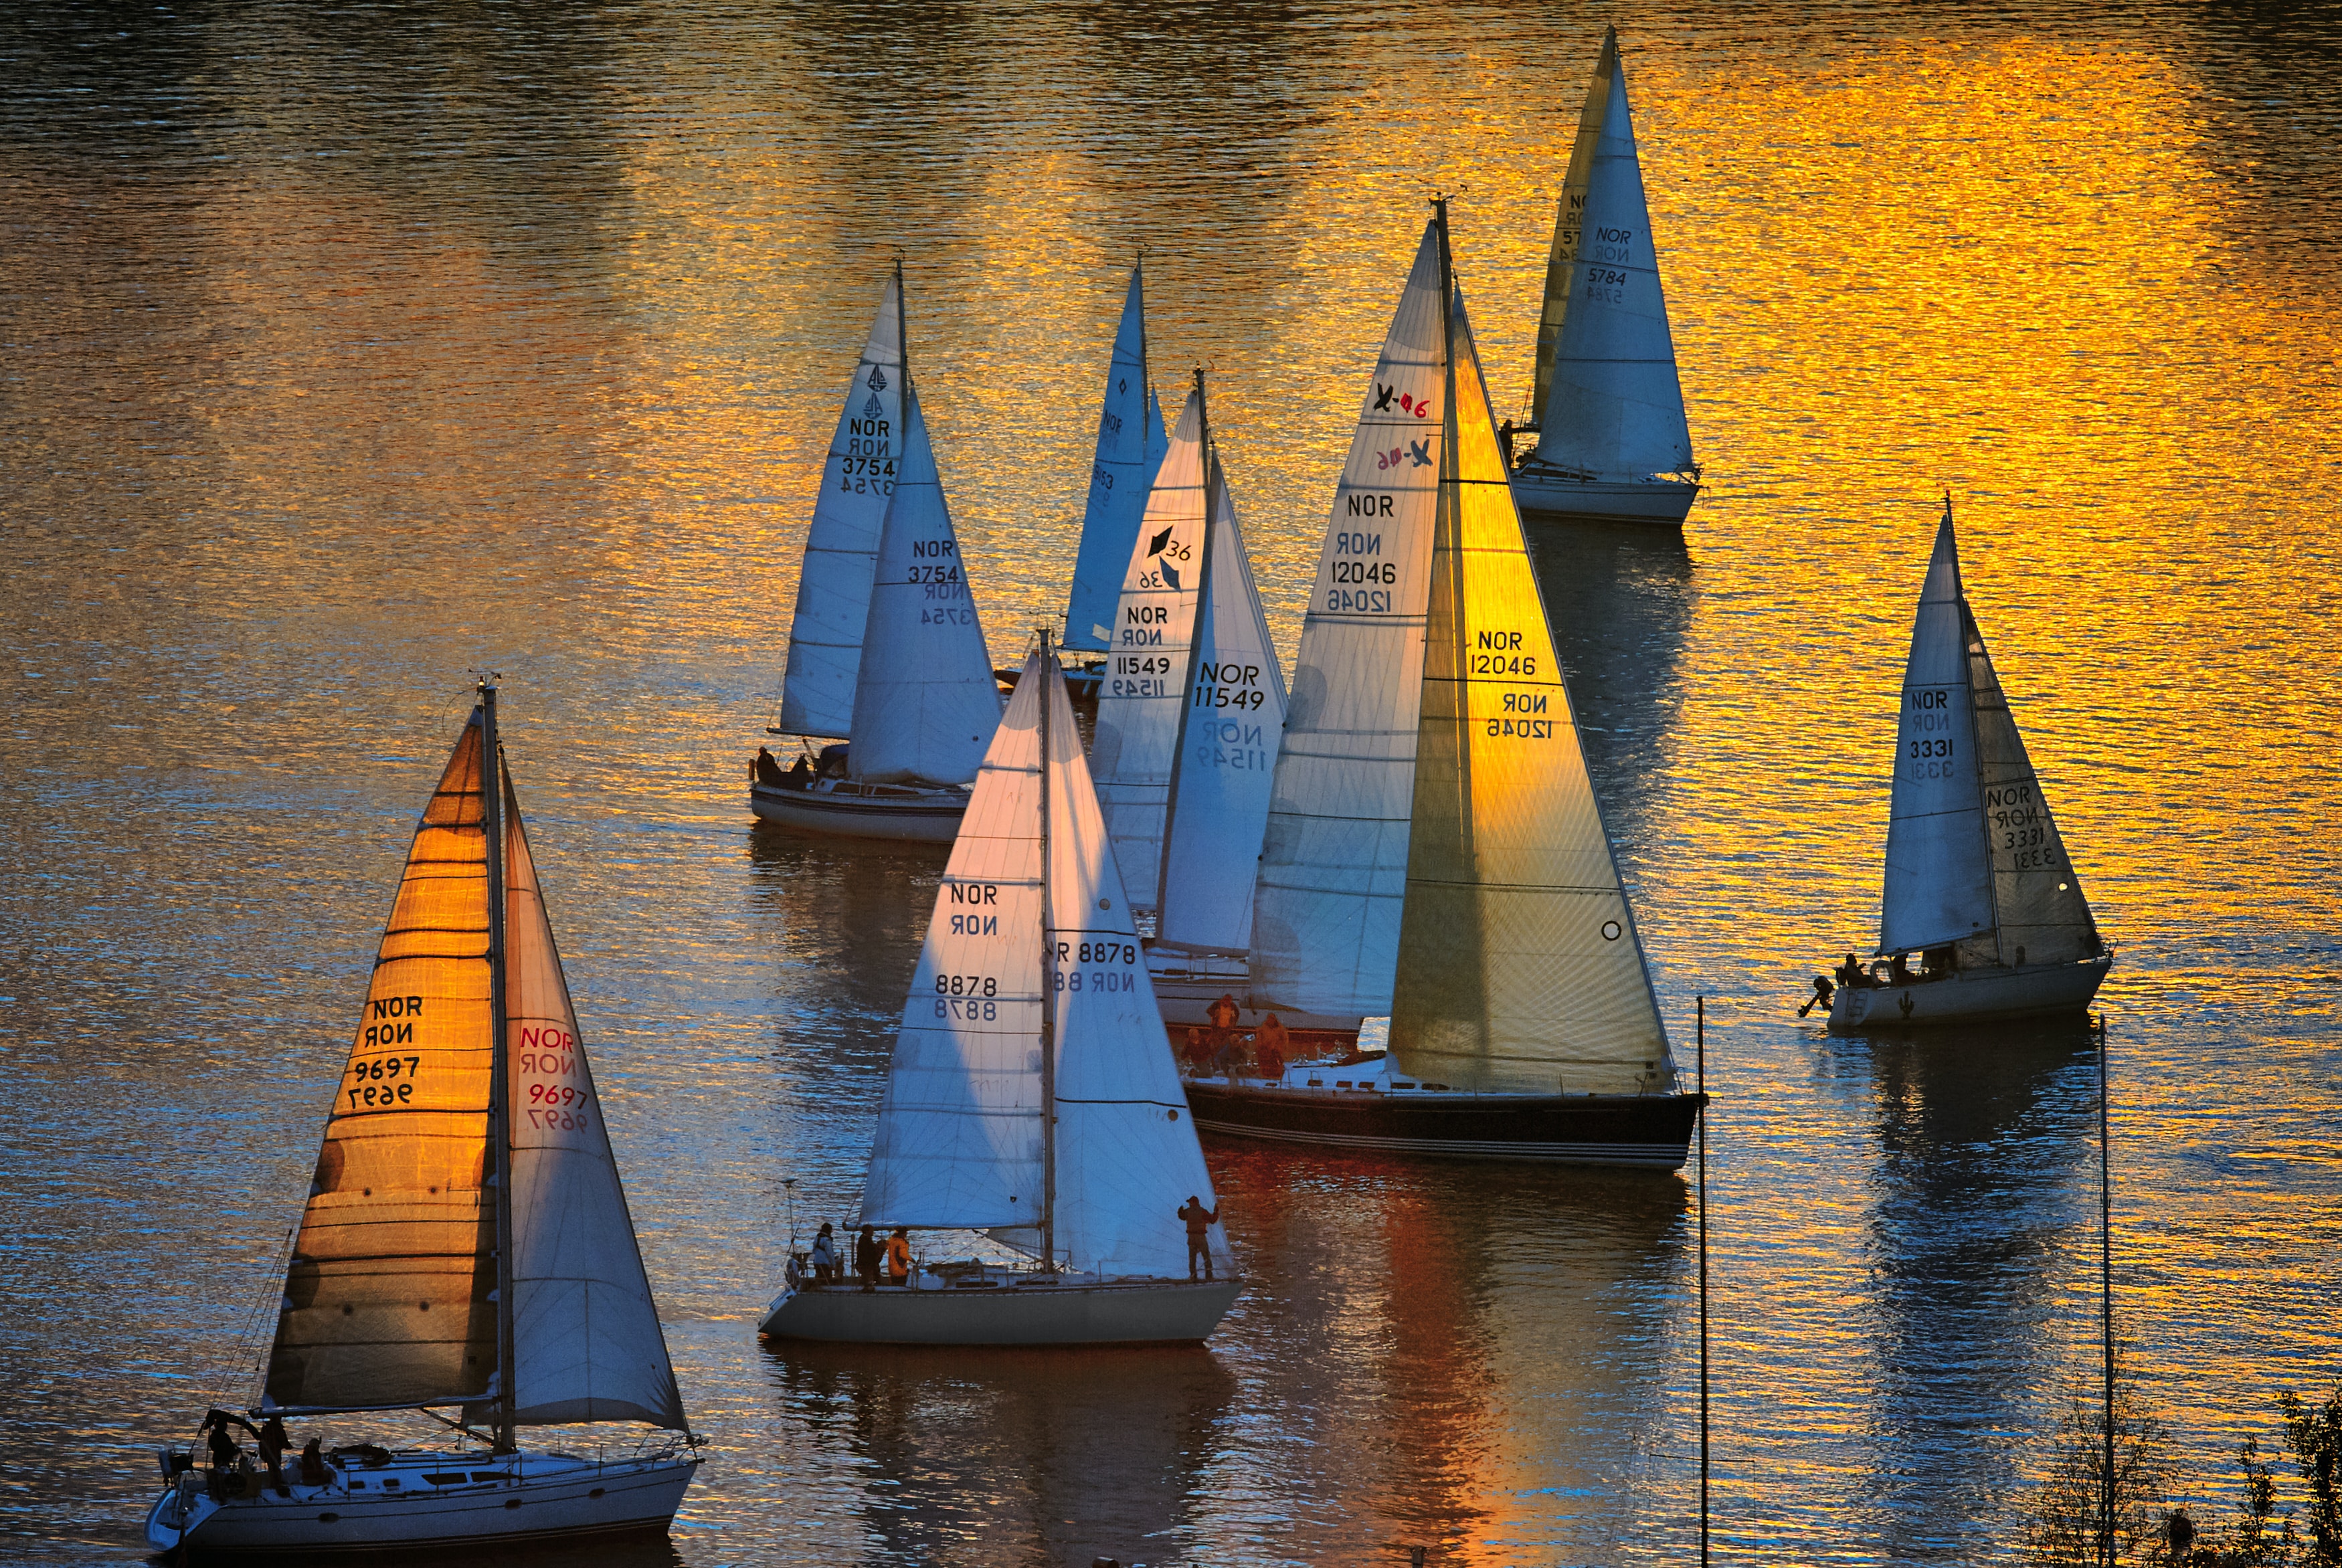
4,2,2339,1563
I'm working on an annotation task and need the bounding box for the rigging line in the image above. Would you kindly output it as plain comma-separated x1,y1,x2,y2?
213,1220,296,1409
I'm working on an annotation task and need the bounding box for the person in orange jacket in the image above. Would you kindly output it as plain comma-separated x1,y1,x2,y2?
883,1226,913,1286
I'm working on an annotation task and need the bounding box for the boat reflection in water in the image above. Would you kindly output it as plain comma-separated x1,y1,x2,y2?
1848,1017,2099,1562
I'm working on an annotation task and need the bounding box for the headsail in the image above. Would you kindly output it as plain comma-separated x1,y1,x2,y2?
1390,258,1673,1096
1880,509,1997,953
1064,264,1164,652
1966,591,2102,969
1089,389,1209,911
267,724,497,1412
1250,223,1447,1017
779,272,906,739
1530,43,1695,481
847,383,1002,784
1528,27,1620,429
492,777,687,1430
1156,448,1289,955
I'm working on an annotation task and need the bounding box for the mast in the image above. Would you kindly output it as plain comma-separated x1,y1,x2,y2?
1135,253,1150,448
478,678,516,1454
1431,195,1471,851
1037,629,1058,1274
895,258,910,397
1156,367,1215,922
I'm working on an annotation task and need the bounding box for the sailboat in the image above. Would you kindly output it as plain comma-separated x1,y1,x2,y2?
1823,502,2112,1030
759,638,1240,1345
1186,203,1706,1169
1089,373,1360,1048
755,263,1003,842
1055,260,1170,703
145,684,698,1555
1505,28,1702,528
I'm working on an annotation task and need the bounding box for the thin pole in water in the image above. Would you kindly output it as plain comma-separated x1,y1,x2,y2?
2099,1010,2114,1568
1698,993,1710,1568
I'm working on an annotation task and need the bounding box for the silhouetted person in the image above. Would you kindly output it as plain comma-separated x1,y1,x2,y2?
1835,953,1864,988
1177,1195,1221,1281
205,1417,239,1473
808,1222,837,1285
1254,1013,1290,1080
258,1413,289,1496
754,747,787,787
1889,953,1912,984
298,1437,330,1487
855,1224,881,1292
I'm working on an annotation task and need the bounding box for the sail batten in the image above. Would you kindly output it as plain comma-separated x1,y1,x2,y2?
847,383,1002,785
779,275,906,738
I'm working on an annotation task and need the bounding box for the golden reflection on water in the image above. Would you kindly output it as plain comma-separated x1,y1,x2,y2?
3,3,2339,1565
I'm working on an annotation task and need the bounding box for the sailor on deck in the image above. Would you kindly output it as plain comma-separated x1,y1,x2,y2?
1176,1195,1220,1282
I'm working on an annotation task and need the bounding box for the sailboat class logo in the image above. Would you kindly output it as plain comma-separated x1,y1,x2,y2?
1147,525,1182,591
869,366,887,391
863,393,884,419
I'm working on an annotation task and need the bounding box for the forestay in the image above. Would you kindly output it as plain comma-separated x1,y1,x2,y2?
1529,26,1620,429
848,384,1002,785
1391,278,1672,1096
1090,390,1209,912
1531,48,1696,481
1966,601,2102,969
267,723,497,1412
859,657,1051,1234
1880,511,1997,953
1251,223,1447,1017
780,274,905,739
492,781,686,1429
1065,264,1166,652
1156,450,1289,954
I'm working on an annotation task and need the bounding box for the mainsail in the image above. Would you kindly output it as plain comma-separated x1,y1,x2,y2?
267,696,686,1430
1390,268,1672,1096
1528,26,1620,429
779,272,907,739
494,779,686,1429
846,382,1002,785
1089,389,1210,911
1879,510,1997,953
268,724,497,1412
1966,606,2102,967
1250,223,1447,1016
1530,40,1695,482
1065,263,1168,652
861,648,1223,1279
1155,446,1289,955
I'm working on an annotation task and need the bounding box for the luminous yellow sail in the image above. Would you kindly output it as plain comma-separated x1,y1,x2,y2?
266,720,496,1411
1390,276,1673,1096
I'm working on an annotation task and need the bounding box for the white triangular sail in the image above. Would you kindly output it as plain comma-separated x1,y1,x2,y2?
1880,511,1997,953
1035,656,1227,1278
1531,45,1695,481
1065,265,1164,652
1250,224,1447,1017
266,723,497,1412
1966,607,2102,968
1156,450,1289,955
497,780,687,1429
1089,390,1209,911
1529,27,1619,428
847,384,1003,784
1390,282,1673,1096
779,274,906,738
859,659,1051,1234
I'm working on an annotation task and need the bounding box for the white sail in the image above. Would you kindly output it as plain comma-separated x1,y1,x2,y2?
1530,47,1695,481
847,384,1003,784
1250,223,1447,1017
1967,601,2104,969
1064,264,1163,652
497,781,687,1430
1035,655,1228,1279
1156,450,1289,955
1529,27,1619,428
859,656,1051,1234
1880,510,1996,953
267,722,497,1413
1390,281,1673,1096
779,274,905,739
1089,389,1210,912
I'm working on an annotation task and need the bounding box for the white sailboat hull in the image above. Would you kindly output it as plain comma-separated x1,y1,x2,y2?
1509,464,1697,526
759,1276,1238,1346
749,777,968,842
145,1450,697,1557
1827,953,2112,1032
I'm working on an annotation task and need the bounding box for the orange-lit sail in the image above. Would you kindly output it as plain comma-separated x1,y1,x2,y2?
266,721,496,1411
1391,268,1672,1096
1965,608,2102,969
